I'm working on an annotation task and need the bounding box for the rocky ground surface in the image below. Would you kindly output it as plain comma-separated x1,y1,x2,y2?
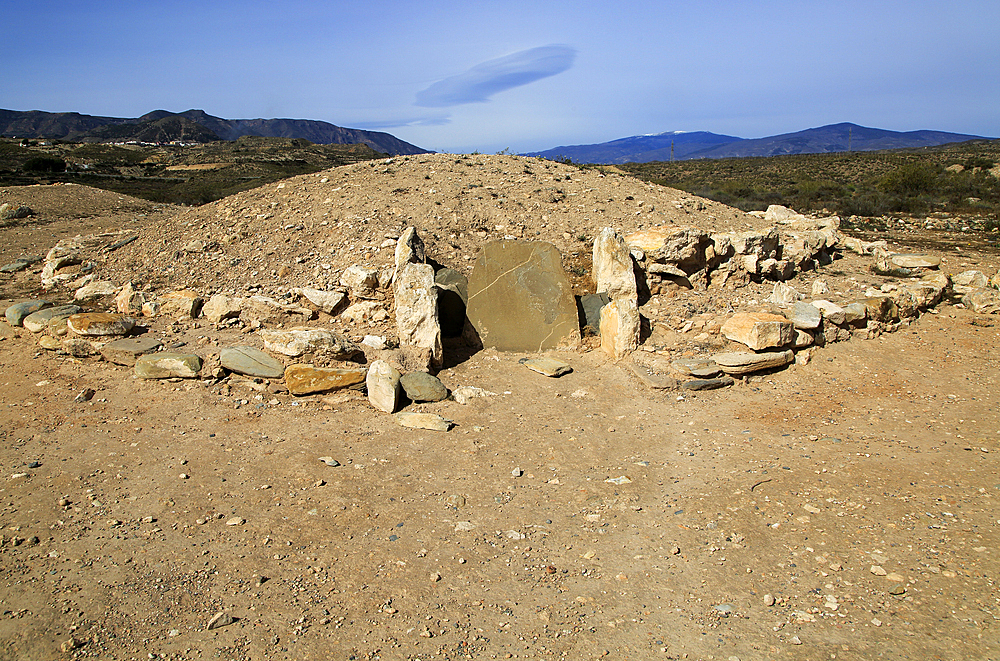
1,158,999,661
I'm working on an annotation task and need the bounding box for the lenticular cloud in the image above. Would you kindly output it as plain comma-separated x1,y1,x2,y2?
415,45,576,108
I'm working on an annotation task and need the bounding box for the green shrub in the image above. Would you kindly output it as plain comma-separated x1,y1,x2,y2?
23,156,66,172
877,162,940,196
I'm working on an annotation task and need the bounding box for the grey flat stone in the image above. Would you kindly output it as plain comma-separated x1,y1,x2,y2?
713,350,793,375
400,371,448,402
220,346,284,378
5,300,50,326
22,305,82,333
100,337,163,366
671,357,719,377
682,376,735,391
0,256,42,273
890,254,940,269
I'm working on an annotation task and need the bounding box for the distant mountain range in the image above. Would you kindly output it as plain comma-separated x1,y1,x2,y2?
526,123,993,163
0,108,429,156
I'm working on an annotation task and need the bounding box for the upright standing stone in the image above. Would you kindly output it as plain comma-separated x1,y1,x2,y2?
600,298,641,359
393,226,426,284
395,262,442,369
593,228,637,300
594,228,641,358
466,241,579,352
366,360,401,413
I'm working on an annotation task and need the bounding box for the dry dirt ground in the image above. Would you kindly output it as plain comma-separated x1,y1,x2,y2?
1,158,999,661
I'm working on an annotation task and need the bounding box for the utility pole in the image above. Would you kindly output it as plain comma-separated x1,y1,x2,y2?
848,126,852,153
671,139,674,162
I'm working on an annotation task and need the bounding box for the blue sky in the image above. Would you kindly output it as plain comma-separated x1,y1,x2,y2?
3,0,998,153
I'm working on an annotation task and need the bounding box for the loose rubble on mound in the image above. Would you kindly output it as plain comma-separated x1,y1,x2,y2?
3,153,1000,420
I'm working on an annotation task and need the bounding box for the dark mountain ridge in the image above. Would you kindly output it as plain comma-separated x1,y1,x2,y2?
0,108,429,156
528,122,992,164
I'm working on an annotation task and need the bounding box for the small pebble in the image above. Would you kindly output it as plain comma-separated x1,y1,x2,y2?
763,594,775,606
226,517,245,526
207,612,234,630
318,456,341,467
179,473,189,480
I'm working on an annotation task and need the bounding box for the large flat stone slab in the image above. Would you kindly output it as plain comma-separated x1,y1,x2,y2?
467,241,579,352
220,346,285,378
873,252,941,277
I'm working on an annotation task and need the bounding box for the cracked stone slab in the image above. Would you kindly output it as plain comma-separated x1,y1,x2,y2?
466,240,579,352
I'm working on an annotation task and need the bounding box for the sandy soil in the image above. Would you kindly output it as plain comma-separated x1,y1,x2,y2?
1,160,999,661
